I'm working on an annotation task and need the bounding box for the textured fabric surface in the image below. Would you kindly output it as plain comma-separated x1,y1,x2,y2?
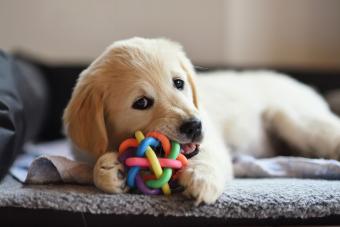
1,175,340,219
23,154,340,185
11,139,340,185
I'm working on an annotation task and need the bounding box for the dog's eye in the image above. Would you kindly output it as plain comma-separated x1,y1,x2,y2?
132,97,154,110
173,79,185,90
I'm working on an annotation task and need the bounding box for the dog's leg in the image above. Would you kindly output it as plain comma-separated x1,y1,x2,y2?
93,152,128,193
179,113,233,205
264,106,340,159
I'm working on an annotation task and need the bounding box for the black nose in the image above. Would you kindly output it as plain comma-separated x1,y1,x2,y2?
179,118,202,140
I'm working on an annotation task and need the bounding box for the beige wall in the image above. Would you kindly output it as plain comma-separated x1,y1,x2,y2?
1,0,340,69
0,0,225,65
224,0,340,69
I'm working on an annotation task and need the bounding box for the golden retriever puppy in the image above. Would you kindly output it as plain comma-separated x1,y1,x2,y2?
64,37,340,204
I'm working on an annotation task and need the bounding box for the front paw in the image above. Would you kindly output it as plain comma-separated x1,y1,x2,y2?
179,160,229,205
93,152,128,193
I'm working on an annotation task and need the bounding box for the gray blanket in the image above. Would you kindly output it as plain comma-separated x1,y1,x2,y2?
10,140,340,184
24,154,340,185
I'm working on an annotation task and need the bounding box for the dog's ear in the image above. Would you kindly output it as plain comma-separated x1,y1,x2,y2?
63,73,108,159
187,72,199,109
177,53,199,109
163,38,199,109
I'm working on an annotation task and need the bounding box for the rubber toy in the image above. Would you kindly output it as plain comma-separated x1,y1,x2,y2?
118,131,188,195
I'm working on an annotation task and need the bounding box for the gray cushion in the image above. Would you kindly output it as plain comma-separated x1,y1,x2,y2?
1,176,340,220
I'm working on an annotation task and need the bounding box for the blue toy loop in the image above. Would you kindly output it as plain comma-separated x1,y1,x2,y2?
127,137,159,188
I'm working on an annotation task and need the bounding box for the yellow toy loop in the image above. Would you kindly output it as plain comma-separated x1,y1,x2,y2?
134,131,171,195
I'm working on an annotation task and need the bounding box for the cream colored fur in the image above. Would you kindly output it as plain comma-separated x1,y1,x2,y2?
63,37,340,204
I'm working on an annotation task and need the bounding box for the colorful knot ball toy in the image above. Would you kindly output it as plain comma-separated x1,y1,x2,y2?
118,131,188,195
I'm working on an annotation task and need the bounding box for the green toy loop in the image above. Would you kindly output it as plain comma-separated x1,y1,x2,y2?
146,141,181,188
146,168,172,188
168,142,181,159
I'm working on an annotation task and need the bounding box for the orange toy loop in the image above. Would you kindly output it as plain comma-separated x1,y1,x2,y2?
118,138,138,154
177,154,188,166
146,131,188,166
146,131,171,156
142,174,157,181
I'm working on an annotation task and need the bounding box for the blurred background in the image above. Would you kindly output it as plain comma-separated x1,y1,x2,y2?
1,0,340,69
1,0,340,141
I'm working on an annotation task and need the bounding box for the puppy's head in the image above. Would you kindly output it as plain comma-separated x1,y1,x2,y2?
63,37,202,158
